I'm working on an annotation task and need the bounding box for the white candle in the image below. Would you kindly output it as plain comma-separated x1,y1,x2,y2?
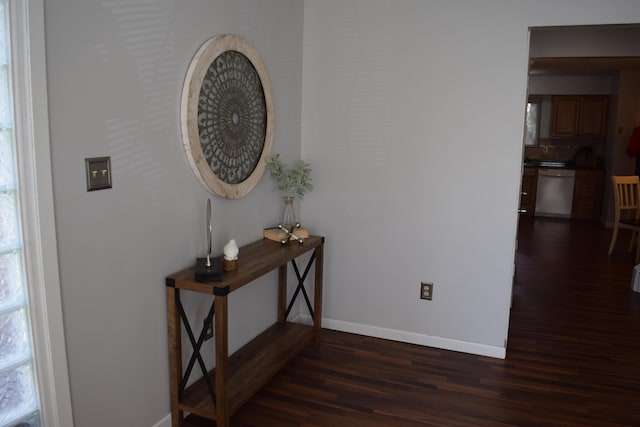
223,239,239,260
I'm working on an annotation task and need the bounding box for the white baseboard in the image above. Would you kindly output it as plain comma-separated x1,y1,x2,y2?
309,315,506,359
152,413,171,427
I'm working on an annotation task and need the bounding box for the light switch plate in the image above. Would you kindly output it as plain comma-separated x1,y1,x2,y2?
85,156,112,191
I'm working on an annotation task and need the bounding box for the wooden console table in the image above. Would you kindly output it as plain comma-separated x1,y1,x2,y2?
165,236,324,427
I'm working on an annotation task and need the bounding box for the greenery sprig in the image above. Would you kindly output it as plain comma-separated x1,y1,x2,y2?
265,154,313,199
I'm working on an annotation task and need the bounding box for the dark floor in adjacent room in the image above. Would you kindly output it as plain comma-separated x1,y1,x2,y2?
186,216,640,426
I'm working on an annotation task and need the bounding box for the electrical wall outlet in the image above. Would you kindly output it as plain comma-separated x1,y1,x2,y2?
420,282,433,300
204,320,214,341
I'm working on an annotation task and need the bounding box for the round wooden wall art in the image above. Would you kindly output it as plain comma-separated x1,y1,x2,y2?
181,34,274,198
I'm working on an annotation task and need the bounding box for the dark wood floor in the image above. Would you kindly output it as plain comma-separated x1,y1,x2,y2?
186,216,640,426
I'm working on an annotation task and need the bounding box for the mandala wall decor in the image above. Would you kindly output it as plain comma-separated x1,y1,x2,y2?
181,34,274,198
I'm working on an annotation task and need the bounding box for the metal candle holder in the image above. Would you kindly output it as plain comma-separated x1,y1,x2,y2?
194,199,222,282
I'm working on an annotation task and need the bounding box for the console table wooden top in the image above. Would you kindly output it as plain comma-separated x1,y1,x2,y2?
166,235,324,294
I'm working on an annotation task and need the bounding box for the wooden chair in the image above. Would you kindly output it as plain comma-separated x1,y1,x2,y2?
609,175,640,261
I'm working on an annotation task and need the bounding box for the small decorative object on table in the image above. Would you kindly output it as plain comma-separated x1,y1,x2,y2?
263,227,309,244
265,154,313,244
223,239,239,271
195,199,223,282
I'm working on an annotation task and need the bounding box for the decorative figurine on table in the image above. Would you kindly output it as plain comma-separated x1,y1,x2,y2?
194,199,223,282
223,239,239,271
277,222,304,244
265,154,313,245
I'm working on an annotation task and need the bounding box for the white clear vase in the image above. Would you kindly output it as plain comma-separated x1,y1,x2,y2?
280,196,298,230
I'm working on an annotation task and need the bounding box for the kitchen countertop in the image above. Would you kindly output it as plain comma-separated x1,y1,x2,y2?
523,159,603,170
524,159,574,168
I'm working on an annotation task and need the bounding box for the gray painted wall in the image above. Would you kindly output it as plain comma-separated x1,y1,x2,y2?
42,0,640,425
530,24,640,58
45,1,303,425
301,0,640,358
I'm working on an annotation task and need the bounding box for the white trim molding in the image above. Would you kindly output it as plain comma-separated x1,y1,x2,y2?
10,0,74,425
152,414,171,427
277,312,505,358
314,316,507,359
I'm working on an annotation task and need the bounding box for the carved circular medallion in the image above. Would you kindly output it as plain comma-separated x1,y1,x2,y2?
181,35,274,198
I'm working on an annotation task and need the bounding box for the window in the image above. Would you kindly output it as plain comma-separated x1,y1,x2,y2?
524,97,542,147
0,1,72,426
0,0,41,424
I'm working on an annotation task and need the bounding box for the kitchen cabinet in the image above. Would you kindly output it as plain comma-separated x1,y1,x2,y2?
520,167,537,216
572,169,604,220
551,95,608,138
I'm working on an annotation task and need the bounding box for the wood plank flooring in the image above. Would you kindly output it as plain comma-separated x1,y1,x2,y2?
185,216,640,426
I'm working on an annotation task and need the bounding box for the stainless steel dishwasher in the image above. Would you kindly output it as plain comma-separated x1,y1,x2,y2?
534,168,576,218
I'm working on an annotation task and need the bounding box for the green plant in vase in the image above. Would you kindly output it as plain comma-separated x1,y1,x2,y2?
265,154,313,232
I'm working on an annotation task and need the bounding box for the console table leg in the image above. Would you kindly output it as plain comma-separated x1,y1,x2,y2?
215,294,229,427
278,265,287,322
166,287,183,426
313,244,324,332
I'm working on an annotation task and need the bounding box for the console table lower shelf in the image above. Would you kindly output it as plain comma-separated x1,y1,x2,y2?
180,322,315,419
165,236,324,427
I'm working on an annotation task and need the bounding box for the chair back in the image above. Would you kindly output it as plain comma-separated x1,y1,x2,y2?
612,175,640,222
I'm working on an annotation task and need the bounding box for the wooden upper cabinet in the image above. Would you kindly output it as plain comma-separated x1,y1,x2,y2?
551,96,580,137
578,96,608,138
551,95,608,138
